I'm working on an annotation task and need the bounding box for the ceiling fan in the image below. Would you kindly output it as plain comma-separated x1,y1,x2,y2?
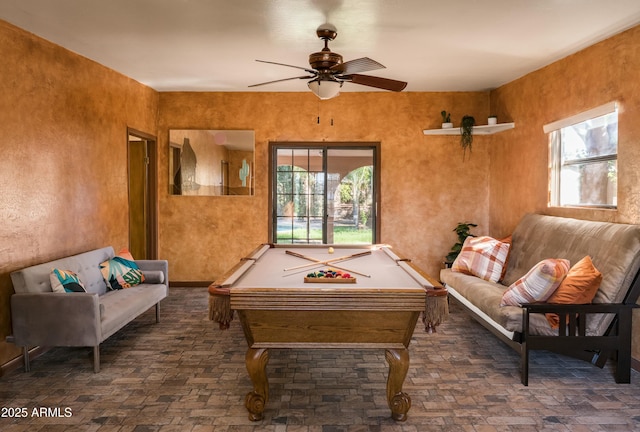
249,24,408,100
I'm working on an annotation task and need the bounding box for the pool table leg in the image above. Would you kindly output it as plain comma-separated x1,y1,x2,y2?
244,347,270,421
385,348,411,422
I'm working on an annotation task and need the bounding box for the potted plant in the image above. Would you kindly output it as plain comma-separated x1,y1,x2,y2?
488,115,498,125
441,110,453,128
444,222,477,267
460,115,475,157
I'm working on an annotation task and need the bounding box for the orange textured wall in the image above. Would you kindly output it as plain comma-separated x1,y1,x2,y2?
489,25,640,231
158,92,492,282
488,25,640,357
0,21,158,368
8,14,636,370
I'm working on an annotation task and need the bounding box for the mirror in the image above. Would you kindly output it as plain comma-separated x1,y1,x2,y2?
169,129,254,196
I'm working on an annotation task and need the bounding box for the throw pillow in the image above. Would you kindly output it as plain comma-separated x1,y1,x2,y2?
141,270,165,284
545,255,603,328
100,248,145,290
451,236,511,283
500,258,570,307
498,235,513,282
50,268,86,293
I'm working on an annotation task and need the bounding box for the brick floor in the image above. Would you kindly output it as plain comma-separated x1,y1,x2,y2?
1,287,640,431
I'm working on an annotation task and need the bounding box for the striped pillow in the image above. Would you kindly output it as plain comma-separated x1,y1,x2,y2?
500,258,570,307
451,236,511,283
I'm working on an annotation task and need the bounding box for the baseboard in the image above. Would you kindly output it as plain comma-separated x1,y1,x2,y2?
169,281,212,288
0,346,49,377
632,357,640,372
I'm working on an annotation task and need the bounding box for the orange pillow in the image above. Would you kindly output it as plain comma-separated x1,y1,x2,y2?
545,256,602,328
498,235,512,282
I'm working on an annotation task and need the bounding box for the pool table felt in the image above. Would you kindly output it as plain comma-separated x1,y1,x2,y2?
232,246,432,290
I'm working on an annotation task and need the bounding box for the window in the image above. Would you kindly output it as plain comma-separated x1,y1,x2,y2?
547,103,618,208
270,143,379,244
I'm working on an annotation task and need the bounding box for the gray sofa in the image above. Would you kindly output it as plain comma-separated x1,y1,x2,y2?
441,213,640,384
8,246,168,372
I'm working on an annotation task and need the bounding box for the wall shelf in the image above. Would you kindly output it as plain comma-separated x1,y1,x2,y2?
423,122,515,136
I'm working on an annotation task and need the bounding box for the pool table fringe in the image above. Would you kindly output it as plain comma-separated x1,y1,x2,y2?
209,293,234,330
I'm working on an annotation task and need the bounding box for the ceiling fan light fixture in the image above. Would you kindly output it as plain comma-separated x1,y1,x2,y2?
250,25,406,95
307,78,342,100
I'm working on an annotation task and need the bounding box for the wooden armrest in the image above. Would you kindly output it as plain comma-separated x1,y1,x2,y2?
522,302,637,339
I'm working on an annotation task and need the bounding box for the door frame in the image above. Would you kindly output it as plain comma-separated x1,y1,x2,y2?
127,128,159,259
268,141,381,244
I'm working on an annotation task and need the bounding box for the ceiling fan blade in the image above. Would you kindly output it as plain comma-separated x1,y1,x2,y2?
255,60,316,74
340,74,408,92
332,57,385,75
248,75,315,88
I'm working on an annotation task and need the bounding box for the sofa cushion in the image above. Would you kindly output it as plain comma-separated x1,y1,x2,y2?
545,255,603,328
441,268,555,335
501,259,570,306
10,247,113,295
99,283,167,340
501,213,640,336
50,269,86,293
451,236,510,283
100,248,145,290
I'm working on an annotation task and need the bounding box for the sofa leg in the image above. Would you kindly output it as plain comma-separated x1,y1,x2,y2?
616,310,633,383
616,350,631,383
23,347,30,372
93,346,100,373
156,303,161,323
521,344,529,386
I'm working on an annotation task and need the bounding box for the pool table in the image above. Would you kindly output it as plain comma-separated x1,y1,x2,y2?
209,243,440,422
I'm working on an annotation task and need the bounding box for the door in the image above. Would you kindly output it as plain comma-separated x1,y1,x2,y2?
271,143,379,244
128,129,158,259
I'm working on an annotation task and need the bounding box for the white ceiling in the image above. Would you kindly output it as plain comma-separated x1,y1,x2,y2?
2,0,639,93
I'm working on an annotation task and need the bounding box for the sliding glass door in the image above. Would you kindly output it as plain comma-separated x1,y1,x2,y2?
271,143,378,244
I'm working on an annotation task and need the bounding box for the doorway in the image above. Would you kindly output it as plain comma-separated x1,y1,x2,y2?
127,128,158,259
270,142,380,244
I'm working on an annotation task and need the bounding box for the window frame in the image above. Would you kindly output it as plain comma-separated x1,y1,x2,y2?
268,141,381,244
546,102,618,209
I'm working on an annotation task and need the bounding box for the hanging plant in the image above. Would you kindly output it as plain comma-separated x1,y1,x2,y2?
460,115,475,158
